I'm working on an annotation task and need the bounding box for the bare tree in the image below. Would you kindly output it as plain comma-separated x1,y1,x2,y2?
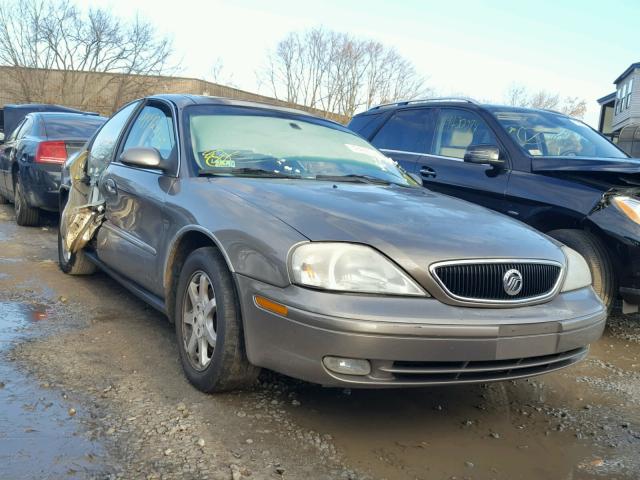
261,28,427,118
210,57,235,87
503,83,587,119
0,0,175,113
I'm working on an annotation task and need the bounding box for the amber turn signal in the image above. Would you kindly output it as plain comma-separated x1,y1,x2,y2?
254,296,288,316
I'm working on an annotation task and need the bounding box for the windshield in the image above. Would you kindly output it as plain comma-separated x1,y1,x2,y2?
489,108,627,159
184,105,416,186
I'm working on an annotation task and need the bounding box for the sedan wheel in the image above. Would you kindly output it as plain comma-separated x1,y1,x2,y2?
182,271,218,371
175,247,260,392
14,178,39,226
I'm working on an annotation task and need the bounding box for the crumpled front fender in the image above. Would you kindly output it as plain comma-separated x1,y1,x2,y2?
60,151,105,254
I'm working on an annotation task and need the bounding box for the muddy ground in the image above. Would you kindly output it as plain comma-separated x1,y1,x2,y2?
0,203,638,480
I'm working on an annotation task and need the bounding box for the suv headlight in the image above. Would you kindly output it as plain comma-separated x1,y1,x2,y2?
560,246,592,292
290,243,427,296
612,195,640,224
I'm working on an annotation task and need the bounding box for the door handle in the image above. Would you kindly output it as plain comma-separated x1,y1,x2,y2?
104,178,118,195
420,166,437,178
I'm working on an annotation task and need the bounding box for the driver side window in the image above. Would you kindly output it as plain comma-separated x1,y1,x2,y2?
122,104,176,161
433,109,498,159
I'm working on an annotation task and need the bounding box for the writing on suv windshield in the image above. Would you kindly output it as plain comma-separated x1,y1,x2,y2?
491,109,627,159
187,110,416,186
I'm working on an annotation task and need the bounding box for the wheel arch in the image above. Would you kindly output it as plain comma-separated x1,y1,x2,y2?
163,226,235,322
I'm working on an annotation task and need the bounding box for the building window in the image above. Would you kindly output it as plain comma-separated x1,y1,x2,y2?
616,88,621,113
627,79,634,109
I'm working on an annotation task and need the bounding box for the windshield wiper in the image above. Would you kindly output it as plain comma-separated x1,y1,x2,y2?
315,174,391,185
230,167,300,178
198,167,300,178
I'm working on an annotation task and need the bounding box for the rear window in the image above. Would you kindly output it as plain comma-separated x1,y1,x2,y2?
43,116,106,140
348,113,385,139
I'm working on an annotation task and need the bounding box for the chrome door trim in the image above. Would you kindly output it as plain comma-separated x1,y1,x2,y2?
380,148,464,162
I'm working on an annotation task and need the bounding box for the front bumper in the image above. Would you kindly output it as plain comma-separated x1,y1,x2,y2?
236,275,607,387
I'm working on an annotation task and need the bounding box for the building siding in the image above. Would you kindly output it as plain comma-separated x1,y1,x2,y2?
612,69,640,131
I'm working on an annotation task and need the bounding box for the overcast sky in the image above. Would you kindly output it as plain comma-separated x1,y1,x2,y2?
99,0,638,126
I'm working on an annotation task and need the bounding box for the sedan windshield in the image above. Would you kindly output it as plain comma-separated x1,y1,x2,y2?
185,106,417,186
489,108,627,159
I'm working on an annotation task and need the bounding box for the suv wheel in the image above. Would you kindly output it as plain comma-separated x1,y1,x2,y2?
548,229,616,311
14,177,39,226
175,247,259,392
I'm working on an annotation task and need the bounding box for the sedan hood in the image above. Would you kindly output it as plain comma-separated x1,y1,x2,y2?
531,156,640,173
216,179,565,277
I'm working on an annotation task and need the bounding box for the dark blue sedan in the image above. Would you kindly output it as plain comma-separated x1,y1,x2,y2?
0,112,106,225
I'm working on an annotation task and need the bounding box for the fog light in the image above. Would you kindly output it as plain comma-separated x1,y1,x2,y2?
323,356,371,376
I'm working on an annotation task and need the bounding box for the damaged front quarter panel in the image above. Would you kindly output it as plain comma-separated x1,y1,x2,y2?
60,150,105,254
587,186,640,247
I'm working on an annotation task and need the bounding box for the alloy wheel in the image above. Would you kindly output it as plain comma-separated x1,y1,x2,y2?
181,270,217,371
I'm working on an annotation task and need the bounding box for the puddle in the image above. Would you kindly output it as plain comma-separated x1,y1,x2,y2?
0,301,112,479
276,356,639,480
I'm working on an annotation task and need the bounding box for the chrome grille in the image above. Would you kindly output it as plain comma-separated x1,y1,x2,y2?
432,261,562,302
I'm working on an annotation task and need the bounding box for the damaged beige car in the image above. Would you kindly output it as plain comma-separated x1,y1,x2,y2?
58,150,105,274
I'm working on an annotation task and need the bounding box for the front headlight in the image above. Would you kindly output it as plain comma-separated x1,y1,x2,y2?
290,243,427,296
560,246,592,292
612,195,640,224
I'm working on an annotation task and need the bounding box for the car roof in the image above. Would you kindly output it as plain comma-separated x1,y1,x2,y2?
28,112,107,120
354,98,568,118
147,94,342,126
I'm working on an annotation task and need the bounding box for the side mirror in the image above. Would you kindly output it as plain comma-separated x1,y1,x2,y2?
0,132,5,144
464,145,504,168
120,147,169,171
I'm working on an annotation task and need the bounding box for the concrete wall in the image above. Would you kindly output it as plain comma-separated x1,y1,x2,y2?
0,66,348,124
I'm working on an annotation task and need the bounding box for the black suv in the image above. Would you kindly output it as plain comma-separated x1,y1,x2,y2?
349,98,640,312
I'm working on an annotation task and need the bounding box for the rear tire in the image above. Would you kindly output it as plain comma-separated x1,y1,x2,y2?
175,247,259,392
57,226,96,275
548,229,616,311
0,193,8,204
14,177,39,226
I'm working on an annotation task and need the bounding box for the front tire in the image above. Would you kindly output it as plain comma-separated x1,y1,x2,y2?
14,177,39,226
548,229,616,310
57,226,97,275
175,247,259,392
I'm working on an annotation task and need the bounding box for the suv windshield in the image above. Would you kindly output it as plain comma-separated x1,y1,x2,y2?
185,105,416,186
489,108,627,159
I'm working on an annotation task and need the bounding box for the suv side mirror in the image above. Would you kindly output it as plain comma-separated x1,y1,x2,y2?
464,145,504,168
120,147,170,171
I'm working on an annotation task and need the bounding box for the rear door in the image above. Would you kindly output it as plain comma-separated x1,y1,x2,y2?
0,117,34,198
0,120,25,196
96,100,177,296
369,108,435,174
416,107,511,214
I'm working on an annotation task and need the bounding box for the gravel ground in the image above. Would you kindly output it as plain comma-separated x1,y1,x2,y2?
0,204,639,480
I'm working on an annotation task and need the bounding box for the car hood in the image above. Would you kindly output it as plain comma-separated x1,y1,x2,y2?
531,156,640,173
216,178,565,277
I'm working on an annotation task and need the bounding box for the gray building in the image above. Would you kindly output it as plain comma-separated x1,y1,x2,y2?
598,62,640,156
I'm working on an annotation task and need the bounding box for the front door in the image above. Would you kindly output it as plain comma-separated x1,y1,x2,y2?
96,101,177,296
416,107,511,214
